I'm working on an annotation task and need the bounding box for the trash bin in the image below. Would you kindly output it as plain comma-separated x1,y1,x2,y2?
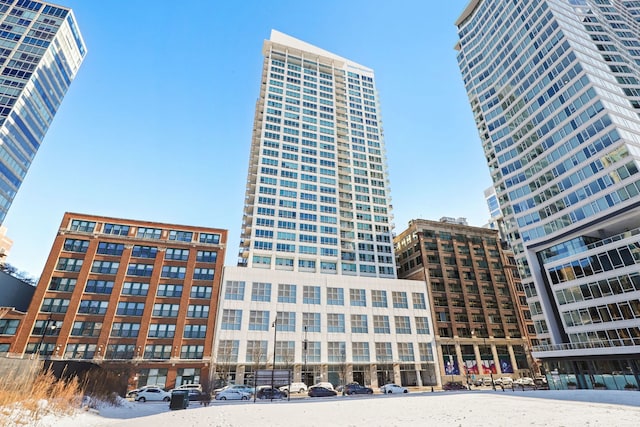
170,389,189,410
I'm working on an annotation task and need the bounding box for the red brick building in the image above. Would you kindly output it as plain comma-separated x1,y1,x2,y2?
9,213,226,389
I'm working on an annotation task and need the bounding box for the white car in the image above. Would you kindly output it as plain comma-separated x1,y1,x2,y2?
214,384,255,396
279,382,308,395
514,377,534,386
134,387,171,402
495,377,513,387
215,389,251,400
380,384,408,394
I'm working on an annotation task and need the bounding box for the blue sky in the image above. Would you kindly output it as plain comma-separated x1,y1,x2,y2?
5,0,490,278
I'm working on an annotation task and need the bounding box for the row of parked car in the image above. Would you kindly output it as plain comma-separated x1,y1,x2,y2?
126,380,416,403
443,376,549,391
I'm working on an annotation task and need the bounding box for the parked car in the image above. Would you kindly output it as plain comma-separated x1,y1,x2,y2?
175,383,202,392
256,387,284,400
473,377,493,387
214,384,255,396
308,386,338,397
443,381,467,391
495,377,513,387
215,389,251,400
311,382,334,390
380,384,408,394
534,376,549,389
514,377,534,386
134,387,171,402
279,382,308,395
343,383,374,395
126,384,163,398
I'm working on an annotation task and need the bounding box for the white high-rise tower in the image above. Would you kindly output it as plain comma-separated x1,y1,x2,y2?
237,30,396,278
456,0,640,389
214,31,436,389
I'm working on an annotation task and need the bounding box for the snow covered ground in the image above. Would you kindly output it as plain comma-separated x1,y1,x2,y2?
23,389,640,427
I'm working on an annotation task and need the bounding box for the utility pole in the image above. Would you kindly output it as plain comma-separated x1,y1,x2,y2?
271,315,277,401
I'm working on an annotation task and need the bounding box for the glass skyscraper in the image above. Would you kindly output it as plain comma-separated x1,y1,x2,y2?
0,1,86,223
456,0,640,388
215,31,436,389
238,30,396,278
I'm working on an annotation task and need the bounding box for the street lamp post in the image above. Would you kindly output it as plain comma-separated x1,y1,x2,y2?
303,325,308,386
271,315,278,401
36,315,56,357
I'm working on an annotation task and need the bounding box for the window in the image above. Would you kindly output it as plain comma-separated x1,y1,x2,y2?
418,342,434,361
63,238,89,253
395,316,411,334
251,282,272,302
181,345,204,359
373,315,390,334
375,342,393,362
92,261,119,274
65,343,96,359
225,281,245,300
183,324,207,338
165,248,189,261
327,287,344,305
196,250,217,262
397,342,415,361
371,290,387,307
157,284,183,297
103,223,129,236
70,220,95,232
221,309,242,330
41,298,70,313
278,283,296,303
412,292,427,309
352,342,370,362
71,321,102,337
56,258,83,272
392,291,408,308
137,227,162,239
96,242,124,256
193,268,214,280
275,340,295,363
132,245,158,258
78,300,108,315
111,322,139,337
306,341,321,362
0,319,19,335
199,233,221,244
32,320,62,336
148,323,176,338
144,344,172,359
106,344,135,359
48,277,76,292
190,286,212,299
127,263,153,277
249,310,270,331
116,302,144,316
350,314,368,333
302,312,321,332
350,288,366,306
328,341,346,362
187,304,209,318
327,313,345,332
152,303,179,317
84,280,114,294
169,230,193,242
246,340,268,363
161,266,186,279
303,285,320,304
415,317,430,334
217,340,239,363
276,311,295,332
122,282,149,296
